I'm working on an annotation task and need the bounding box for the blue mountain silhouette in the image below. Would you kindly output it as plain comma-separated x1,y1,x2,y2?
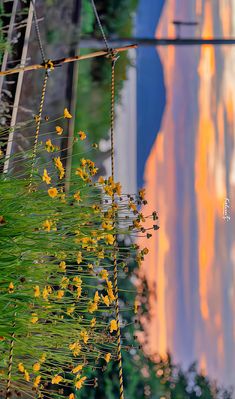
136,0,166,187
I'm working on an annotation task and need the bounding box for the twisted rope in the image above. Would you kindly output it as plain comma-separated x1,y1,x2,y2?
89,1,125,397
5,309,16,399
110,56,124,399
28,70,48,190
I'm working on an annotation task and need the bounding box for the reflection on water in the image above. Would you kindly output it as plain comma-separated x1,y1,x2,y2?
138,0,235,389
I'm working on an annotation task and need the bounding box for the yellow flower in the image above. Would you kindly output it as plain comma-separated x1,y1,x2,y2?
98,176,105,184
56,125,63,135
92,204,101,213
104,185,113,196
54,157,65,179
98,249,104,259
40,353,46,363
76,252,82,265
110,319,118,333
42,219,53,232
73,276,82,287
42,169,51,184
48,187,58,198
60,276,69,289
31,313,38,324
105,234,115,245
18,363,24,373
129,201,137,212
106,280,115,302
99,269,109,280
75,286,82,299
90,167,98,176
42,287,49,300
102,221,113,231
142,247,149,255
34,285,40,298
52,375,63,384
80,330,89,344
69,394,75,399
67,305,75,315
64,108,72,119
74,191,81,202
75,376,87,390
33,363,41,372
80,158,87,167
8,282,14,293
59,261,66,271
90,317,96,327
88,301,97,314
34,375,41,388
78,131,86,140
115,182,122,196
72,365,83,374
133,220,141,229
45,139,54,152
24,370,30,382
94,291,100,303
57,290,64,299
101,295,110,307
139,188,146,200
69,341,81,356
134,298,138,314
75,168,90,182
104,353,111,363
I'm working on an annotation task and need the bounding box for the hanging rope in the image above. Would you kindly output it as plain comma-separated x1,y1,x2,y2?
110,55,125,399
90,1,125,398
28,70,49,190
5,309,16,399
28,0,52,189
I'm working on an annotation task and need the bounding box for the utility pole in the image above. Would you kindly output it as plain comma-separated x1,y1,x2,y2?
79,37,235,48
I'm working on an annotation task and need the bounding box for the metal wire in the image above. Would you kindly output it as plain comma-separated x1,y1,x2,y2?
90,0,110,53
31,0,46,62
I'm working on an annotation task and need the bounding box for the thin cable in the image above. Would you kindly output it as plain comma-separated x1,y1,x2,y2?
31,0,46,63
90,0,110,52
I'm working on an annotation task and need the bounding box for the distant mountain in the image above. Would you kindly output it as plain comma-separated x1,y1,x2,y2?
136,0,166,187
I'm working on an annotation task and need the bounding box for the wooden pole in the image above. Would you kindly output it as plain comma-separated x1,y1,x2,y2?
0,44,138,76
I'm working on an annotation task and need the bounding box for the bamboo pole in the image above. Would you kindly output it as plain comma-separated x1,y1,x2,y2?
0,44,138,76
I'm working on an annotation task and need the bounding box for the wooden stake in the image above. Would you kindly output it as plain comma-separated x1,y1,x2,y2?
0,44,137,76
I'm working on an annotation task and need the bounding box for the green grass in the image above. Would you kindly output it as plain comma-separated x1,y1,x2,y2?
0,114,149,398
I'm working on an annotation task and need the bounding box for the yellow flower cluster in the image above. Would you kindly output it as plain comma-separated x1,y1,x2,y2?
98,176,122,197
0,105,159,399
54,156,65,179
42,169,51,184
75,159,98,182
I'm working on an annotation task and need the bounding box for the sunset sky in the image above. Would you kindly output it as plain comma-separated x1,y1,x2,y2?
137,0,235,390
